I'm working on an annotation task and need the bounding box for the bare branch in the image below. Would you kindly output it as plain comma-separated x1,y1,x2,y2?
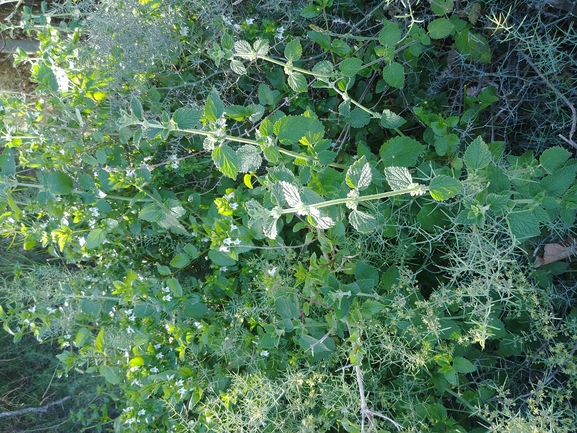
0,396,71,419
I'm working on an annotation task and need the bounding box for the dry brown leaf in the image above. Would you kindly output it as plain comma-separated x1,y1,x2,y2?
534,236,577,267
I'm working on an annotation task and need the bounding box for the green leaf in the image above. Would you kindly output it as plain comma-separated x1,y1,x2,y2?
280,180,303,208
212,144,239,179
346,156,372,190
331,39,351,56
453,356,477,373
539,146,571,174
428,18,455,39
284,39,302,61
429,175,463,201
172,107,202,129
540,165,577,197
455,29,491,63
507,210,541,240
99,365,120,385
138,199,187,235
237,145,262,173
287,72,308,92
129,356,145,367
463,136,492,171
299,334,332,354
75,327,90,348
47,172,74,195
379,20,402,46
301,4,321,18
383,62,405,89
347,109,371,128
0,148,15,175
204,91,224,122
167,277,183,297
380,109,406,129
233,40,253,58
95,327,105,353
339,57,363,77
258,83,279,106
86,228,107,249
230,59,247,75
253,39,270,56
380,136,425,167
275,296,300,320
384,166,413,190
312,60,334,80
430,0,454,15
274,115,311,144
221,32,234,50
37,63,58,92
183,297,208,318
349,209,376,233
170,252,191,269
130,96,144,120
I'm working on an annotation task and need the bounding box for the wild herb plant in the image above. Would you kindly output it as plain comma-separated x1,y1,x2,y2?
1,0,576,432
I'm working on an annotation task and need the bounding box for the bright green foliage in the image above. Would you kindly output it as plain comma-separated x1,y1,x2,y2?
1,0,576,432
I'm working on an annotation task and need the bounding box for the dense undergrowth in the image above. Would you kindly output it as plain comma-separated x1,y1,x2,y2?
1,0,576,432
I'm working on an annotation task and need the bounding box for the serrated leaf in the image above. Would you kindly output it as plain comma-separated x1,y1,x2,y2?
280,180,302,208
248,104,265,123
383,62,405,89
253,39,270,56
430,0,454,15
230,59,247,75
540,165,577,197
339,57,363,77
428,18,455,39
86,228,107,249
346,156,372,190
312,60,334,80
234,40,253,58
212,144,239,179
453,356,477,373
455,29,491,64
275,297,300,320
237,144,262,172
130,96,144,120
204,91,224,122
309,207,335,229
540,146,571,174
47,172,74,195
287,72,308,93
349,209,376,233
507,210,541,240
429,175,463,201
284,39,302,61
380,136,425,167
274,115,311,144
347,109,371,128
379,20,402,46
221,32,234,50
463,136,492,171
380,109,406,129
384,166,413,190
172,107,202,129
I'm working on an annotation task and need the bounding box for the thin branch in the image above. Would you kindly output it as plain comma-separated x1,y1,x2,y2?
0,396,71,419
521,53,577,142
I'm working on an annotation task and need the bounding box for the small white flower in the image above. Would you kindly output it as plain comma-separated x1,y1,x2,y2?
220,245,230,253
178,387,186,395
230,202,238,210
62,342,70,348
127,325,135,334
163,294,172,302
246,18,254,25
156,352,164,359
261,350,269,357
138,409,146,416
276,26,285,40
267,267,277,277
175,379,184,387
220,266,228,272
230,224,238,231
171,162,179,169
154,343,162,349
180,26,189,37
28,306,36,313
79,237,86,247
129,314,136,322
89,207,100,217
232,238,241,246
162,286,170,293
223,237,232,245
47,307,56,314
150,367,159,373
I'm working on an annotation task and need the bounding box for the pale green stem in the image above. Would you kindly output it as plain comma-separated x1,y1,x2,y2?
280,185,425,214
10,181,152,202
